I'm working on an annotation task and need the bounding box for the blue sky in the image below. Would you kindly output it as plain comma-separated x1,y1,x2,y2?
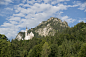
0,0,86,40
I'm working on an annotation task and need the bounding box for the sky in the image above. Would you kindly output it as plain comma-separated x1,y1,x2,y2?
0,0,86,40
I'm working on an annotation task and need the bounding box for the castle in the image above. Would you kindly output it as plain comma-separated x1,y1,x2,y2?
24,27,34,40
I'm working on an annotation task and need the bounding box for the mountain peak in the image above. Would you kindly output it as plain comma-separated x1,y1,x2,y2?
34,17,69,36
15,17,69,40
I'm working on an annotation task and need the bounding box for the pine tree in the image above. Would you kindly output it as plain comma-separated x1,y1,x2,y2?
41,42,51,57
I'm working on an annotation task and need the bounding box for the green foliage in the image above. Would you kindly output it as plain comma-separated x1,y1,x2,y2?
49,44,58,57
57,39,83,57
78,43,86,57
0,34,8,40
41,42,51,57
28,44,42,57
0,34,12,57
0,22,86,57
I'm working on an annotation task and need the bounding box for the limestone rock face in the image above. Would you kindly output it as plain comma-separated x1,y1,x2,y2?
15,32,24,41
34,17,69,36
35,24,55,36
15,17,69,40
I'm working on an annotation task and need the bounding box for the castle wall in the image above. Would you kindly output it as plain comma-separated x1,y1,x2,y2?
24,28,34,40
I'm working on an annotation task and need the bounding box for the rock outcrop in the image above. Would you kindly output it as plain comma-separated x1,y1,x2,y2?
15,32,24,41
34,17,69,36
15,17,69,40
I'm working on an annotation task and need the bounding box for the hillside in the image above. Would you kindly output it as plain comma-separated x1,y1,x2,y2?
16,17,69,40
0,22,86,57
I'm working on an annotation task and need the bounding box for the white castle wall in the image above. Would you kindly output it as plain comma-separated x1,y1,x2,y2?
24,28,34,40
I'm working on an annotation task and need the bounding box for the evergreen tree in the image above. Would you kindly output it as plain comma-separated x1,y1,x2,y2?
41,42,51,57
78,43,86,57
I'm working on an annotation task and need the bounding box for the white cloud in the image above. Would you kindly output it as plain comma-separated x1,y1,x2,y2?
27,0,36,4
43,0,70,4
23,4,31,7
0,0,79,40
9,17,21,21
78,2,86,12
22,0,26,3
19,3,31,7
0,27,19,39
61,16,75,24
85,9,86,12
84,18,86,19
73,1,86,12
1,22,13,27
64,2,67,4
78,18,86,23
23,0,70,5
21,30,25,32
13,13,25,17
0,14,4,16
5,7,13,11
9,21,18,24
0,0,13,5
79,20,85,22
15,3,77,15
0,7,14,17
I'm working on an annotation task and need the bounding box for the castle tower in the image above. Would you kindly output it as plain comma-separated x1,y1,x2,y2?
24,27,34,40
25,27,28,37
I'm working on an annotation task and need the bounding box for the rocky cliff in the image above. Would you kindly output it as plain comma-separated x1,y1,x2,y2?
15,32,25,41
34,17,69,36
15,17,69,40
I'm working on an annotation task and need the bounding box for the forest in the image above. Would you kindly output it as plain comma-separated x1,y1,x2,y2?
0,22,86,57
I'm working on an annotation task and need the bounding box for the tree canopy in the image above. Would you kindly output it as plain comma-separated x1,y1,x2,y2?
0,22,86,57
